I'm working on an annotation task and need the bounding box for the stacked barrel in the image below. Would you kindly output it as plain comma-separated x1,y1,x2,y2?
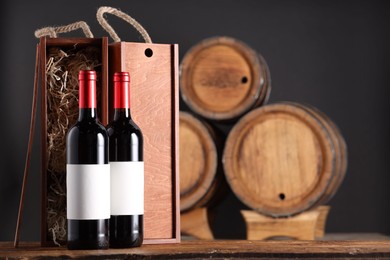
179,36,347,238
179,112,226,212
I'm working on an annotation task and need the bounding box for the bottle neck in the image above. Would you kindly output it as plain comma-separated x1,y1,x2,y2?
78,108,98,121
113,108,132,121
78,77,97,121
113,80,132,121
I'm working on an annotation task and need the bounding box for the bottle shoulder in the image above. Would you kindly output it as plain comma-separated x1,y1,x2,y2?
68,120,109,138
107,119,143,137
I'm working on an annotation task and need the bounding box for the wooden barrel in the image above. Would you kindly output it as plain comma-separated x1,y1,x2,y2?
179,112,226,212
293,103,348,205
180,36,271,121
223,103,347,217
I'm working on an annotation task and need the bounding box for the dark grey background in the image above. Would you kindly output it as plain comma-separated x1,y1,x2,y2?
1,0,389,241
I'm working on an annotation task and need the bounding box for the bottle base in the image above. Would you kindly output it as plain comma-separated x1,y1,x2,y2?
67,239,109,250
110,215,143,248
67,219,109,250
109,237,143,248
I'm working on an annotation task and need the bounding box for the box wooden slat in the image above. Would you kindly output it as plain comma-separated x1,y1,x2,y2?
109,42,180,244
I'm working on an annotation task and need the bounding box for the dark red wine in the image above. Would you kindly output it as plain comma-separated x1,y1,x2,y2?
107,72,144,248
66,70,110,250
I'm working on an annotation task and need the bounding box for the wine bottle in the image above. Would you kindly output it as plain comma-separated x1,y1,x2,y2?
107,72,144,248
66,70,110,250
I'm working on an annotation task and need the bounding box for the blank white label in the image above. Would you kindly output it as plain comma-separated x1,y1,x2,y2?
67,164,110,220
110,161,144,215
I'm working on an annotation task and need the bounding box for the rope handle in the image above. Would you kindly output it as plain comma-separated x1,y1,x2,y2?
34,21,94,38
96,6,152,43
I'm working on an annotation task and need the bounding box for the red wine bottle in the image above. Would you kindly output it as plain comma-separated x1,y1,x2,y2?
107,72,144,248
66,70,110,250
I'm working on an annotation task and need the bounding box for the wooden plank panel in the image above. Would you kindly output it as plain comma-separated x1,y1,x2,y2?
109,42,180,243
3,239,390,259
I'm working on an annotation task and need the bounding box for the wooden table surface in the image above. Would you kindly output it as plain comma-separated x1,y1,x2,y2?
1,234,390,259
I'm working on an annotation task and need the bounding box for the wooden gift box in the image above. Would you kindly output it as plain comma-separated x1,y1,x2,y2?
39,37,109,246
38,37,180,246
109,42,180,244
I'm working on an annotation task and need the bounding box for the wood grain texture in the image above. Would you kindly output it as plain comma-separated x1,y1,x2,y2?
315,205,331,238
280,102,348,206
181,207,214,240
241,206,330,240
3,239,390,259
179,112,218,211
304,105,348,205
180,36,271,121
223,103,336,217
241,209,320,240
109,42,179,243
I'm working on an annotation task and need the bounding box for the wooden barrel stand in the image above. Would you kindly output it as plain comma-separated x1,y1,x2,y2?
181,207,214,240
241,206,330,240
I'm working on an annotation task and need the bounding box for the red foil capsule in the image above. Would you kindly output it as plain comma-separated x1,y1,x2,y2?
78,70,97,108
113,72,131,109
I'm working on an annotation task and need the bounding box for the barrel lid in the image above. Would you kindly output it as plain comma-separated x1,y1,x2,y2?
223,103,336,217
180,36,269,121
